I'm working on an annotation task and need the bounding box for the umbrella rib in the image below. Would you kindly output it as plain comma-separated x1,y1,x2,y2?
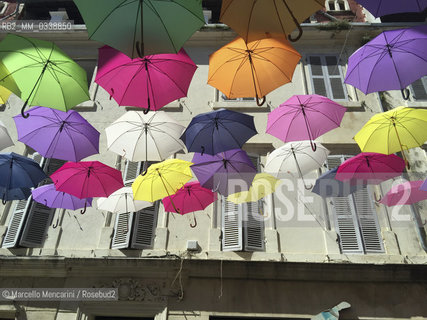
244,1,257,41
145,0,177,51
394,117,425,146
119,63,146,106
87,0,129,38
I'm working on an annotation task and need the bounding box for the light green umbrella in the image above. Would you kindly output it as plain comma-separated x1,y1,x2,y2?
0,34,90,118
73,0,205,58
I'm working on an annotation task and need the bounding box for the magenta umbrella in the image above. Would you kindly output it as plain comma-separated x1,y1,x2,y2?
380,180,427,206
335,153,405,186
95,45,197,113
162,181,217,227
266,94,346,151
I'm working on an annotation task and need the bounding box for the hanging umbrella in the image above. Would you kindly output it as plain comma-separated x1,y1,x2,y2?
0,34,90,117
96,46,197,113
73,0,205,58
97,187,152,213
0,186,32,202
0,86,12,105
32,184,93,211
355,0,427,18
0,120,14,151
265,141,330,189
421,178,427,191
180,108,257,155
13,106,100,162
344,25,427,99
312,167,364,198
220,0,323,42
191,149,257,197
380,180,427,206
106,111,185,168
0,60,20,99
0,152,47,204
208,36,301,105
266,94,346,151
132,159,193,213
227,173,281,204
354,106,427,169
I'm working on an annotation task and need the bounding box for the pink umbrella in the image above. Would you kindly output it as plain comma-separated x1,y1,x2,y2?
335,153,405,186
162,181,217,228
380,180,427,206
95,45,197,113
266,94,346,151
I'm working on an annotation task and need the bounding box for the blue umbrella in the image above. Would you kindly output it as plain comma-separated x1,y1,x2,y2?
0,186,31,202
0,152,47,203
180,109,257,155
312,167,364,198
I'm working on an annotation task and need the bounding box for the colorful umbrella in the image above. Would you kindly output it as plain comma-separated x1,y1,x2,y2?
354,106,427,169
0,120,14,151
344,25,427,99
32,184,93,211
0,34,90,117
95,46,197,113
0,186,31,202
227,173,281,204
180,108,257,155
97,187,152,214
106,111,185,165
0,60,20,98
220,0,323,42
335,153,405,185
355,0,427,18
191,149,257,197
380,180,427,206
13,106,100,162
0,86,12,105
208,36,301,105
266,94,346,151
421,178,427,191
312,167,364,198
0,152,47,203
73,0,205,58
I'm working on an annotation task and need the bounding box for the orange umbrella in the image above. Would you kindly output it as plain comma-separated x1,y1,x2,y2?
208,36,301,106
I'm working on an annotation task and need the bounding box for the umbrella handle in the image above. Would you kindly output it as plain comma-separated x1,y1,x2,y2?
374,192,382,202
21,101,30,118
141,168,148,176
80,201,87,214
288,23,303,42
190,213,197,228
310,141,317,152
304,183,313,190
52,213,59,229
256,95,266,106
143,104,150,114
201,146,205,156
401,88,410,100
1,198,6,205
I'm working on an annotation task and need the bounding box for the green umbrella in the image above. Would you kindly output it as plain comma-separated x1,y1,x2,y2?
0,34,90,118
73,0,205,58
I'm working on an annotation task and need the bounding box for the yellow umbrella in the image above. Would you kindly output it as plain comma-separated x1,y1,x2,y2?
0,86,12,104
354,106,427,169
132,159,193,207
227,173,281,204
0,61,20,100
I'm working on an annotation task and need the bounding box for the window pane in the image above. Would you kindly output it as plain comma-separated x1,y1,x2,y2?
338,0,346,10
326,56,340,75
313,78,327,96
330,78,346,99
309,56,323,76
412,77,427,100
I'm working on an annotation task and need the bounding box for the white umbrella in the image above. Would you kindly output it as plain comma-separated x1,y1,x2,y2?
0,120,14,151
106,111,185,165
97,187,152,214
265,140,330,189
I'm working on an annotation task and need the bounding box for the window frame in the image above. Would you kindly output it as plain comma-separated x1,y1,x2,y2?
325,0,350,11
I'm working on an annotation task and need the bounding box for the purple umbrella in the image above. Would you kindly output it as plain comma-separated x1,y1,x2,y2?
421,178,427,191
345,25,427,99
13,106,100,162
355,0,427,18
191,149,257,196
32,184,92,211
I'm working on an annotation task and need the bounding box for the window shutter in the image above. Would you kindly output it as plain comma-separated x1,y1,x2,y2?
19,201,55,247
111,212,133,249
123,160,142,187
130,202,159,249
43,158,67,184
325,56,347,100
411,77,427,100
353,187,384,253
221,196,243,251
243,201,265,251
308,56,328,97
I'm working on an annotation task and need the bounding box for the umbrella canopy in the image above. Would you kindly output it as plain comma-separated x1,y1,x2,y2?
181,108,257,155
32,184,92,211
227,173,281,204
73,0,205,58
344,25,427,97
355,0,427,18
380,180,427,206
208,36,301,105
96,46,197,112
0,120,14,151
312,167,364,198
421,178,427,191
266,94,346,151
162,181,217,214
0,186,31,202
13,106,100,162
0,86,12,105
0,34,90,117
191,149,257,196
51,161,124,199
0,60,21,99
220,0,323,42
97,187,152,214
335,153,405,185
132,159,193,203
354,106,427,168
106,111,185,163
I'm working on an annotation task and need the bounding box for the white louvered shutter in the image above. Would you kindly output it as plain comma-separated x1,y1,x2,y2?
221,196,243,251
111,212,134,249
123,160,142,187
410,77,427,100
131,202,159,249
243,201,265,251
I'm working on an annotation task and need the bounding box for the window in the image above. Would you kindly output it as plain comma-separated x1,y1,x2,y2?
2,153,66,249
326,155,384,254
111,160,158,249
409,76,427,101
306,55,348,101
326,0,349,11
221,93,256,102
